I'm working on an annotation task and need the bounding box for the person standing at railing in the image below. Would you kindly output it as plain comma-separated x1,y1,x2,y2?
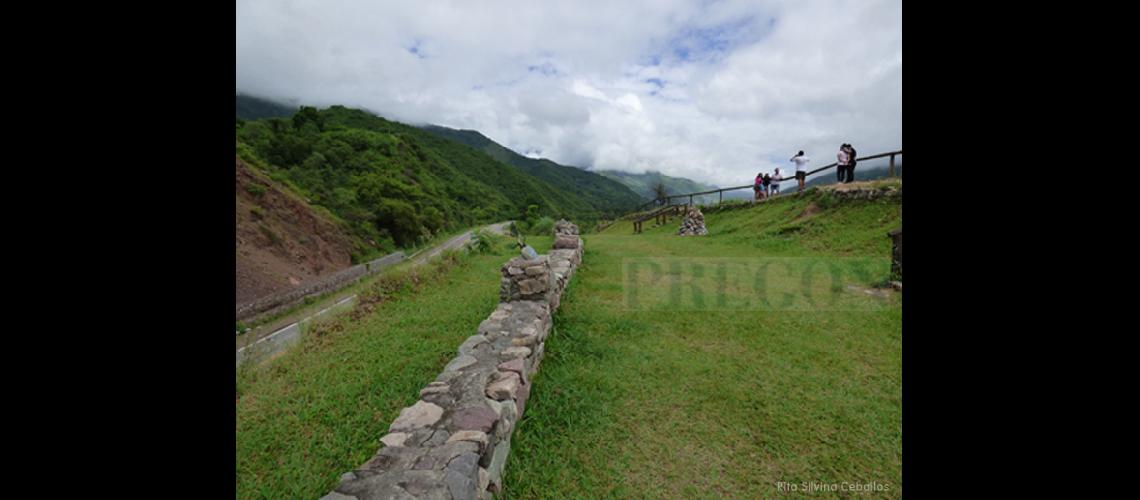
837,144,851,182
762,172,772,199
791,151,810,193
753,172,764,202
772,168,782,196
844,144,857,183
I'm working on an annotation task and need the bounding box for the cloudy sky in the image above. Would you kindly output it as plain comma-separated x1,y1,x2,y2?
236,0,900,188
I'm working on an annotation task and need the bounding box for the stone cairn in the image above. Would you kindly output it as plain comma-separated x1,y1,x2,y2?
323,220,584,500
677,207,708,236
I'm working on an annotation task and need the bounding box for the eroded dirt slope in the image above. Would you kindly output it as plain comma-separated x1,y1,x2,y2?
236,157,359,306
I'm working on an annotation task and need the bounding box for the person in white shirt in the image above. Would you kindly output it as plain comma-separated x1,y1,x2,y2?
772,168,783,196
837,144,851,182
790,151,810,193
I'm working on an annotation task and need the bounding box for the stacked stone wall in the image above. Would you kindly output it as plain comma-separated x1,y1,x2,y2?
323,220,583,500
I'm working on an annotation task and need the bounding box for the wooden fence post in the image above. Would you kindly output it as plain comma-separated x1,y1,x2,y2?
889,229,902,279
889,153,896,177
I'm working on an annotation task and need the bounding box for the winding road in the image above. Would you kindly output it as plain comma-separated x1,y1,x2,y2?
237,221,513,365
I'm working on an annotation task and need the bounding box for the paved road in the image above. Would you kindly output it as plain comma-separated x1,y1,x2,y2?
410,221,512,266
237,221,513,363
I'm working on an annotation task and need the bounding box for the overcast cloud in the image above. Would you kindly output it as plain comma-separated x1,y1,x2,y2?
237,0,900,188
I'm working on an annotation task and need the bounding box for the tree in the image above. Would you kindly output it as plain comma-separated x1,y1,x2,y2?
293,106,324,132
652,181,669,205
524,204,540,223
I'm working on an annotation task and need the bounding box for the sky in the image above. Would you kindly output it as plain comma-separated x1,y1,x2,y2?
236,0,901,188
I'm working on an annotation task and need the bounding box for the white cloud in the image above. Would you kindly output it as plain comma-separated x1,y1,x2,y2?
237,0,901,188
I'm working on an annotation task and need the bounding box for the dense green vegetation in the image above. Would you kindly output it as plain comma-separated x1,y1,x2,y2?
237,96,640,259
422,125,643,215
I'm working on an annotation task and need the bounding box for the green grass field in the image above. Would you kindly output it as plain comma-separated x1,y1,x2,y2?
236,182,901,499
500,185,902,498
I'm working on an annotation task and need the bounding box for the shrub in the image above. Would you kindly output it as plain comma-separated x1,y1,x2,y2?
527,216,555,236
258,223,283,246
470,229,498,254
244,183,267,197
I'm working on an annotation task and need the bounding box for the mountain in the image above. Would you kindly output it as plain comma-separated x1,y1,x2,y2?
421,125,643,216
236,96,640,255
596,170,720,204
236,94,298,120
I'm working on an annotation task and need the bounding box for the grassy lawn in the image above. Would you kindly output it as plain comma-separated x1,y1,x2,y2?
501,187,902,498
236,234,550,499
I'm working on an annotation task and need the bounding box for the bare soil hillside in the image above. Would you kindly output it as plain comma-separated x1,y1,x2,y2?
236,157,360,307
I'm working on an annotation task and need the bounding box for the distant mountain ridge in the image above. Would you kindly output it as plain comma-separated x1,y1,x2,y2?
236,93,298,120
596,170,719,203
420,125,643,216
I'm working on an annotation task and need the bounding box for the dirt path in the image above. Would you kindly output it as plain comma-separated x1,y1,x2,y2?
237,221,512,354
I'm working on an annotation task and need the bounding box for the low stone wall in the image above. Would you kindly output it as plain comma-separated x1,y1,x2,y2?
322,220,584,500
829,185,901,200
237,251,406,323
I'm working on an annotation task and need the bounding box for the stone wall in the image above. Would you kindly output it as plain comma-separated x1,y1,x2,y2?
322,220,583,500
828,185,901,201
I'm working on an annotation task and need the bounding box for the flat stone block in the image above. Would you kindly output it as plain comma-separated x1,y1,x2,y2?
389,400,444,432
485,372,521,400
445,355,478,372
450,406,499,433
380,432,410,447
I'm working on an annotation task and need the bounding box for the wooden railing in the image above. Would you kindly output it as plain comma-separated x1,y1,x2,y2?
631,204,684,234
626,149,902,216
